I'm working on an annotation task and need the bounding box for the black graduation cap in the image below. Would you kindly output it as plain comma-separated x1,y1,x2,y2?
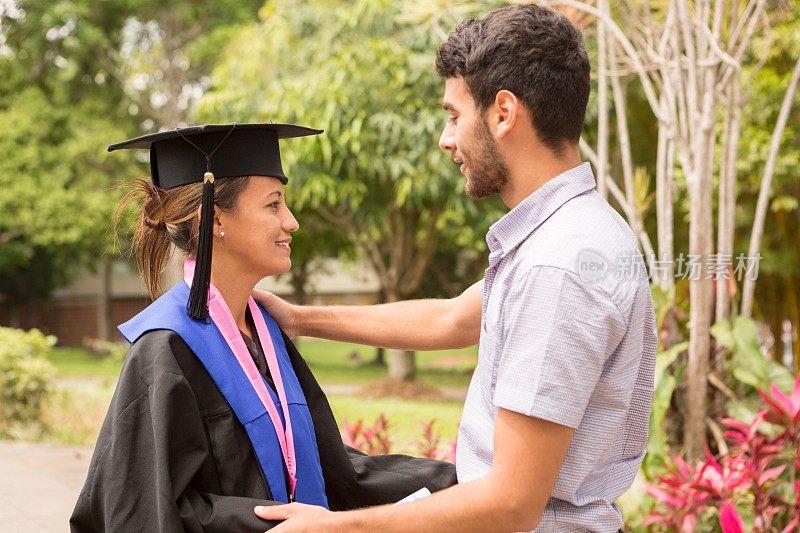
109,123,323,320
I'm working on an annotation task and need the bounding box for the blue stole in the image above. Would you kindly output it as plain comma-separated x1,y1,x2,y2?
119,282,328,507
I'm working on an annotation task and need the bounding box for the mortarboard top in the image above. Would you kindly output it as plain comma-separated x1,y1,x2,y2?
109,122,323,321
108,123,323,189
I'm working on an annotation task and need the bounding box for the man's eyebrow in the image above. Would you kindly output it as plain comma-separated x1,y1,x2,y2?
442,102,455,112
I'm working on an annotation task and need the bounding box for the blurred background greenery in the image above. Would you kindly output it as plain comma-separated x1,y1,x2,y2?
1,0,799,529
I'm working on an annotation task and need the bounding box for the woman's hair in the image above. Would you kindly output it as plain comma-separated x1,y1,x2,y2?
117,176,251,299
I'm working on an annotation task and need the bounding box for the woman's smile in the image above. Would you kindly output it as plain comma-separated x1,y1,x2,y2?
276,238,292,253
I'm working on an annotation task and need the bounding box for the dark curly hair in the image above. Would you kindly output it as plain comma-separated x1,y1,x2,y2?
435,4,590,154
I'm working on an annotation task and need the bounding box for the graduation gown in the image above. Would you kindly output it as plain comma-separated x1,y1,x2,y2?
70,327,457,533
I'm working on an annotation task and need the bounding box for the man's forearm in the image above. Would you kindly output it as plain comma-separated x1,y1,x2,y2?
322,476,538,533
255,410,567,531
297,298,474,351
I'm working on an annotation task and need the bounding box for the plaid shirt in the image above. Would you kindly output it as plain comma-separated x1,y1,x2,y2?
456,163,657,532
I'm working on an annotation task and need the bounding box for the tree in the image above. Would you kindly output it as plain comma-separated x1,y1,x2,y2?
734,9,800,363
200,0,498,380
0,2,139,316
0,0,265,335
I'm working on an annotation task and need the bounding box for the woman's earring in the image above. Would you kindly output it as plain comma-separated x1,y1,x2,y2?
219,231,225,237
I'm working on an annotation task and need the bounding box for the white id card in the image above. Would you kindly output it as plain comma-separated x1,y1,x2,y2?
395,487,432,504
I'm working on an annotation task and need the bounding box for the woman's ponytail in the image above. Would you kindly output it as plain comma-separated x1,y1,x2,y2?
117,179,174,299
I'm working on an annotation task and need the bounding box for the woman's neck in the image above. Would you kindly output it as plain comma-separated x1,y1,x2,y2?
210,264,259,336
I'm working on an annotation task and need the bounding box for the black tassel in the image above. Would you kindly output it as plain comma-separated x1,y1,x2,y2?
187,174,215,320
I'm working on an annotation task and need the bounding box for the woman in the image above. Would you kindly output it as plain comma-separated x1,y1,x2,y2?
70,123,455,532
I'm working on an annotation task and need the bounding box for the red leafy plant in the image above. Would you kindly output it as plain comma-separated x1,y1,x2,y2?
341,414,393,455
645,376,800,532
341,414,457,461
416,419,458,462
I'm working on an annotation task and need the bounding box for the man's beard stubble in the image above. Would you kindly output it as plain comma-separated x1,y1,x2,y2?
463,116,510,199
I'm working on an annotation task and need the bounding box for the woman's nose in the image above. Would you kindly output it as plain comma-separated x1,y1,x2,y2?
283,208,299,233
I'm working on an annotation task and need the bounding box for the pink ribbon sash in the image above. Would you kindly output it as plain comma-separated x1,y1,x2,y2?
184,259,297,500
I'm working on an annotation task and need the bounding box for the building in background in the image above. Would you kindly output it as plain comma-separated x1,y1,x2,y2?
0,258,379,346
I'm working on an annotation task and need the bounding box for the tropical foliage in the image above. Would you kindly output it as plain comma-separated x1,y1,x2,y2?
645,377,800,532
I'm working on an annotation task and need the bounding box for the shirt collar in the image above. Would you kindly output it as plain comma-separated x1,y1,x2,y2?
486,162,596,256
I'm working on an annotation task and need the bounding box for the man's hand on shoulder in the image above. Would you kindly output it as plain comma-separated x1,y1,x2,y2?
252,290,300,338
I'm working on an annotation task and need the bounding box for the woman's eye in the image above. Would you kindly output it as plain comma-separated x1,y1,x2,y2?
267,201,280,210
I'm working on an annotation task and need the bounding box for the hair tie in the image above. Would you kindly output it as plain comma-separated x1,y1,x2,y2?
144,216,167,230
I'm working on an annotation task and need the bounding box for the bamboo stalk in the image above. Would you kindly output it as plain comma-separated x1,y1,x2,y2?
716,80,741,323
655,103,675,289
741,55,800,317
596,0,610,199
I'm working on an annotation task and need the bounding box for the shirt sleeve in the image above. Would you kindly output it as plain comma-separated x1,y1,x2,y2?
492,266,627,429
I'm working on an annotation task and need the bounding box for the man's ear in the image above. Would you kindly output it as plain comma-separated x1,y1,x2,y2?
493,90,520,139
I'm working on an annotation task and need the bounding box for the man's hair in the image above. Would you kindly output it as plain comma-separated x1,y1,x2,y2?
435,4,590,153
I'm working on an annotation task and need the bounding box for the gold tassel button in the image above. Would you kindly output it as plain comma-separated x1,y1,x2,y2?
203,171,215,183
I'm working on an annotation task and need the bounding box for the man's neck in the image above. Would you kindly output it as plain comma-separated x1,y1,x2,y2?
499,145,582,209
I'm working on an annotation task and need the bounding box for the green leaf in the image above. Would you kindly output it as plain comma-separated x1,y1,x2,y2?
770,195,799,213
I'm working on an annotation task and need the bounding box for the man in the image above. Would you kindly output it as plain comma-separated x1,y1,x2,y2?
255,4,656,531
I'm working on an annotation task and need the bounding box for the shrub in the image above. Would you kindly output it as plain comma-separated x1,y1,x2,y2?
341,414,457,461
645,376,800,532
0,327,56,435
341,414,393,455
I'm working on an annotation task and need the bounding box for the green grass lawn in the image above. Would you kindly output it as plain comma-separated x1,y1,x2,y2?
44,340,472,450
47,347,125,380
294,338,475,387
48,339,477,387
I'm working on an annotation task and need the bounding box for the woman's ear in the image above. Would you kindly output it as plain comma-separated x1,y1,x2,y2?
212,207,224,237
197,205,224,236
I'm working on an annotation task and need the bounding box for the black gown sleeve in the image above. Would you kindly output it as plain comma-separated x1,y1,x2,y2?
70,335,283,533
281,331,458,510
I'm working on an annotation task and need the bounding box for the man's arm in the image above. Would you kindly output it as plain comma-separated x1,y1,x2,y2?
255,408,574,533
253,280,482,351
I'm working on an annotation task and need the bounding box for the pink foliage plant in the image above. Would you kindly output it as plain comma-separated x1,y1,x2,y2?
646,376,800,532
340,415,457,462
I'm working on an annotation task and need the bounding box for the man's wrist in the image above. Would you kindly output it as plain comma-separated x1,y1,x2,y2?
320,510,358,533
292,303,307,337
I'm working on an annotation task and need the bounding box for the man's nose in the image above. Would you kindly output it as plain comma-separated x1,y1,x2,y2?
439,125,455,153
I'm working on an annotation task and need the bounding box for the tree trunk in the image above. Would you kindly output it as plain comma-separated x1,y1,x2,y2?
655,93,675,290
288,262,312,350
373,347,386,366
741,55,800,317
684,87,717,462
97,259,112,341
290,262,310,306
371,287,388,366
388,349,416,381
715,81,740,322
596,0,610,199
